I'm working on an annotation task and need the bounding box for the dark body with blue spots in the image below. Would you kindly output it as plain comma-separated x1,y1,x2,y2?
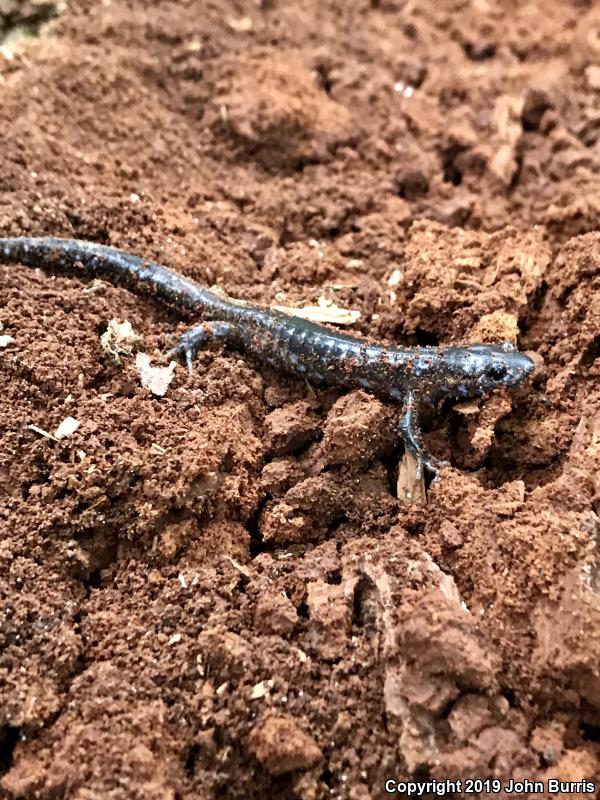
0,237,534,476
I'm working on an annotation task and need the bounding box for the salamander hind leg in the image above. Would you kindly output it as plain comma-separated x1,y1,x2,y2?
168,321,239,374
399,391,449,481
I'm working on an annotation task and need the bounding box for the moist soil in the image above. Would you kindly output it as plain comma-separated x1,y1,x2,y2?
1,1,600,798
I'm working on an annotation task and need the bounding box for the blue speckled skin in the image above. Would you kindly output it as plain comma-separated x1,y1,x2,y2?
0,237,534,476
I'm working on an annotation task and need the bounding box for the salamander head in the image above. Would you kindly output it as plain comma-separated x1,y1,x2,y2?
421,341,534,401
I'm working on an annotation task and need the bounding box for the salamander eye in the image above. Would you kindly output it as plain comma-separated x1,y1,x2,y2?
486,363,508,381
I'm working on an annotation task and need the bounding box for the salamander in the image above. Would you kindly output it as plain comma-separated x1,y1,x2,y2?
0,236,534,477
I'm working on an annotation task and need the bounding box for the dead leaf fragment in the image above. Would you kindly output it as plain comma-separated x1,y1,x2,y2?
250,679,274,700
135,353,177,397
54,416,81,439
100,319,142,360
27,424,58,442
489,95,524,185
397,451,426,505
273,297,361,325
387,269,403,287
226,15,253,31
454,400,481,415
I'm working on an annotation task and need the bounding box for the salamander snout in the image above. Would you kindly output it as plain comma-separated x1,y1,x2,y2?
475,342,534,394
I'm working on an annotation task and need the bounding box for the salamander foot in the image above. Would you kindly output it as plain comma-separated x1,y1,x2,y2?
168,340,192,373
168,321,237,374
417,454,450,482
399,390,449,481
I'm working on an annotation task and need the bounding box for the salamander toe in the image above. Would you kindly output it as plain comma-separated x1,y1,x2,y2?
167,340,196,374
423,455,450,482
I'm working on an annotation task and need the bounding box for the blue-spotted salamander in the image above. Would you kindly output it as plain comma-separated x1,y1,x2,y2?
0,237,534,477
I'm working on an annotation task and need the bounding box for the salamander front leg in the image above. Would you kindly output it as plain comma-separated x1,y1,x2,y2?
399,392,448,480
168,321,239,374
